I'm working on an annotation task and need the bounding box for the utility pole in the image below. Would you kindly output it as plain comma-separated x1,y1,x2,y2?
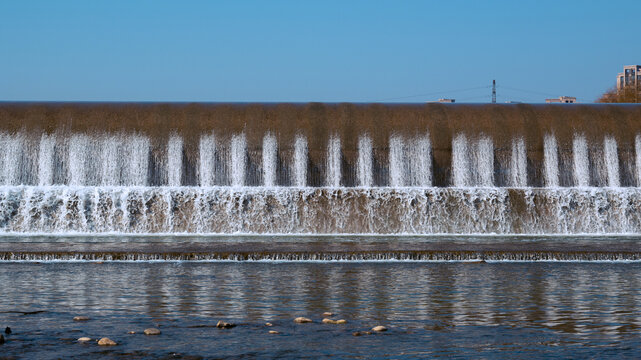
492,80,497,104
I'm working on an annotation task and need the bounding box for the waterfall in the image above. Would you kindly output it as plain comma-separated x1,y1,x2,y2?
199,133,216,187
68,134,90,186
357,135,373,187
573,135,590,187
37,134,56,186
475,136,494,187
124,134,149,186
0,133,6,184
167,135,183,187
0,129,636,190
1,187,639,234
1,103,640,236
100,136,120,186
326,136,341,187
262,133,277,187
293,134,307,187
510,137,527,187
0,133,15,185
452,134,494,187
636,134,641,187
603,136,620,187
543,134,559,187
452,134,471,187
230,134,247,187
389,135,406,187
409,135,432,187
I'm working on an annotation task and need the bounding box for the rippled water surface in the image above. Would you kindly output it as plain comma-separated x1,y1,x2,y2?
2,262,641,358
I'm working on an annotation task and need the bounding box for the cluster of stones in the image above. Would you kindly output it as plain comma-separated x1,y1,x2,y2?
293,312,388,337
353,325,387,336
2,313,389,348
72,316,163,347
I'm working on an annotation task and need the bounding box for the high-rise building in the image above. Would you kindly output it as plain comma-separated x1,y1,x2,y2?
617,65,641,91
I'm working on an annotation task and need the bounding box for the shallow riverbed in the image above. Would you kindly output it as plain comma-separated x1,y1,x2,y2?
2,261,641,358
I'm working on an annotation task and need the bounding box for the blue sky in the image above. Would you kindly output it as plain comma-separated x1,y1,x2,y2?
1,0,639,103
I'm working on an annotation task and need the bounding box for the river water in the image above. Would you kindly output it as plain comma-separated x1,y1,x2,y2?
2,261,641,358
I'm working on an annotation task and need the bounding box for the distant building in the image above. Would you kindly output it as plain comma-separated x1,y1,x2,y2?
545,96,576,104
617,65,641,91
426,98,455,103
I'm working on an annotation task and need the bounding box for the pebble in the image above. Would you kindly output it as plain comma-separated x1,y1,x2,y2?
144,328,161,335
216,321,236,329
268,330,280,334
354,331,373,336
294,317,312,323
265,322,273,327
372,325,387,332
73,316,90,322
322,312,334,317
98,337,117,346
4,327,10,334
77,337,91,342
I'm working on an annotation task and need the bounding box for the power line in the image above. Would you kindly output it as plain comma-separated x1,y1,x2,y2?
498,85,559,98
457,95,491,102
373,85,491,102
372,84,560,103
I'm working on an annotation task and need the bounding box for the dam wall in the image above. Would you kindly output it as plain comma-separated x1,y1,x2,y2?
0,102,640,234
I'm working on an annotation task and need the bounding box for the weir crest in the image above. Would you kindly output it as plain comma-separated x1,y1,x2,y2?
1,103,640,234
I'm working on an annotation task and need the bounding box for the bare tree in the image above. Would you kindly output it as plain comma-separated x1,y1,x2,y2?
597,83,640,103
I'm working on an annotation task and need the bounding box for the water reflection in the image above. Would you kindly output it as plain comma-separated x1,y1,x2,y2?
2,262,641,342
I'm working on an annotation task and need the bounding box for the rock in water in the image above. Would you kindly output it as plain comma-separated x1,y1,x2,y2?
268,330,280,334
336,319,347,324
144,328,161,335
77,337,91,342
372,325,387,332
322,312,334,317
98,337,117,346
265,322,273,327
322,318,337,324
294,317,312,323
4,327,10,334
216,321,236,329
73,316,90,322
